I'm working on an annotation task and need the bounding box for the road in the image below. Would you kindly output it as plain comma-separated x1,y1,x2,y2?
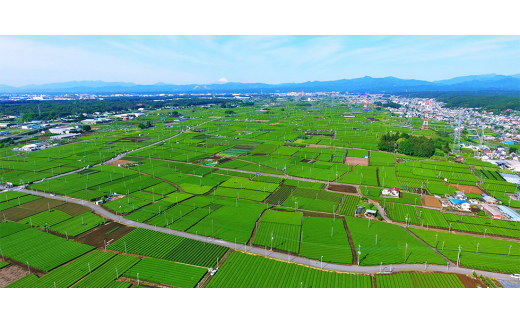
18,188,518,281
25,118,219,186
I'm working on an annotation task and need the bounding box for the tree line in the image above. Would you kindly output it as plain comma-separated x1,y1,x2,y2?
378,131,436,157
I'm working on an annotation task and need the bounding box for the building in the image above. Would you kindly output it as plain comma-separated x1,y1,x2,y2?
49,126,79,134
21,124,40,130
381,187,400,198
481,203,503,218
50,133,81,140
20,142,46,151
455,156,465,163
497,205,520,221
452,191,467,200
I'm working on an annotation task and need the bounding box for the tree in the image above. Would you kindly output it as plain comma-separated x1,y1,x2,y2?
138,121,153,129
396,137,407,145
397,139,413,155
82,125,91,132
442,142,450,153
510,147,518,154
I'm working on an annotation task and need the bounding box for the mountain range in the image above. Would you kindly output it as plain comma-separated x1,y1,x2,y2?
0,73,519,95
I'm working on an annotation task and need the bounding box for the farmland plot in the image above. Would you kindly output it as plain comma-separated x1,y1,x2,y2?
376,272,464,288
72,254,140,288
207,252,372,288
410,228,520,273
123,257,207,288
346,217,445,266
0,228,94,271
107,228,229,268
300,217,353,264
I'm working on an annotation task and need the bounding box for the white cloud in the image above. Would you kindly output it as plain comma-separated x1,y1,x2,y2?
218,78,228,83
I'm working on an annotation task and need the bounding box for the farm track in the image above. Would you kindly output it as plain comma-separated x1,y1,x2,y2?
16,189,518,281
341,216,356,265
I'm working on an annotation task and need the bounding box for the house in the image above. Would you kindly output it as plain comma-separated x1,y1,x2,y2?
452,191,467,200
481,194,498,204
455,156,465,163
460,202,471,211
481,154,489,161
381,187,400,198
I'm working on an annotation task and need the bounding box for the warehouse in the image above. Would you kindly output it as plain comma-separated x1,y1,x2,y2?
497,205,520,222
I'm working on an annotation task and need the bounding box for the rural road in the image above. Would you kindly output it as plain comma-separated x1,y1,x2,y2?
25,117,219,186
17,188,519,282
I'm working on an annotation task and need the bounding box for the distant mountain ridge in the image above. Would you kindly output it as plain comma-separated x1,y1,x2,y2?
0,73,519,94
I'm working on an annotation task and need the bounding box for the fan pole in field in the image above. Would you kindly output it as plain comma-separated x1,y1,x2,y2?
457,245,461,267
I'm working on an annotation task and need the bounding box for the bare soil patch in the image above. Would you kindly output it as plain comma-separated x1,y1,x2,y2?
447,183,484,195
328,184,358,194
0,263,31,288
105,159,136,167
54,203,91,216
457,273,486,288
3,198,66,221
344,157,369,166
75,222,135,248
422,195,442,208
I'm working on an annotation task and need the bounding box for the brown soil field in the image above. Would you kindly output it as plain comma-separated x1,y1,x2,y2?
423,195,442,208
105,159,136,167
54,202,91,216
344,157,369,166
447,183,484,195
75,222,135,248
457,273,486,288
328,184,358,194
0,264,31,288
3,198,66,221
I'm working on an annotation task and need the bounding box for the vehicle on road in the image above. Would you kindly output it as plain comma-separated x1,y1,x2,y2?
511,273,520,279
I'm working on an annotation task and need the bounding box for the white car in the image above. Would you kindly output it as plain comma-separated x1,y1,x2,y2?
511,273,520,279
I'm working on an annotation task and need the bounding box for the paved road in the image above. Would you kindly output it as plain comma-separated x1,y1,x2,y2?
18,188,519,281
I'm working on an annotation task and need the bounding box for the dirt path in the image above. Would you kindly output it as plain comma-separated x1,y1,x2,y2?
341,216,357,265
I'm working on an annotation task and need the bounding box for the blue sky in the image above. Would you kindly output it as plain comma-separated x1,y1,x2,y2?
0,35,519,87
